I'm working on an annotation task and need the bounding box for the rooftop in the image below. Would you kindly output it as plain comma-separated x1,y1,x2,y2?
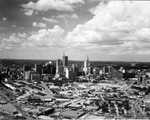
60,110,85,119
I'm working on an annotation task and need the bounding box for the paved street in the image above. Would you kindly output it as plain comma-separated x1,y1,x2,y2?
133,100,146,119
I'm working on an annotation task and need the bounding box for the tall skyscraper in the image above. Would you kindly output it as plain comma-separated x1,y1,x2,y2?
56,59,63,74
42,63,56,75
56,59,62,67
23,65,31,72
35,64,42,74
62,52,68,67
66,67,74,79
83,56,89,75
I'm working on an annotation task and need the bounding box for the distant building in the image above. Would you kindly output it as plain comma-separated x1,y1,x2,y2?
56,66,64,74
62,52,68,67
93,67,100,75
103,66,113,74
55,66,64,78
66,68,74,79
0,72,2,84
37,115,54,120
35,64,42,74
60,110,85,119
123,73,136,78
131,63,137,67
56,59,63,73
83,56,89,75
31,73,41,81
111,71,123,79
56,59,62,67
145,96,150,111
43,74,53,81
72,64,78,72
24,71,31,80
23,65,31,72
42,64,56,75
88,66,93,75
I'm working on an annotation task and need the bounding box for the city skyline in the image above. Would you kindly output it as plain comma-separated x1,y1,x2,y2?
1,0,150,62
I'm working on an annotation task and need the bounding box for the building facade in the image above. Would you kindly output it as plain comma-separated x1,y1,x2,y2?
62,52,68,67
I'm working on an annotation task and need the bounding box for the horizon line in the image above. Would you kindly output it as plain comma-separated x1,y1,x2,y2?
0,58,150,63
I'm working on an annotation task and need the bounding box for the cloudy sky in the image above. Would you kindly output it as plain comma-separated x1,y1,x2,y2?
1,0,150,62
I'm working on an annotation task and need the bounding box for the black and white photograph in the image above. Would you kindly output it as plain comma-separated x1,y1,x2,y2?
1,0,150,119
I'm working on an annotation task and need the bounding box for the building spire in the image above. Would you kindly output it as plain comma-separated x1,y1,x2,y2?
87,54,89,59
63,51,65,56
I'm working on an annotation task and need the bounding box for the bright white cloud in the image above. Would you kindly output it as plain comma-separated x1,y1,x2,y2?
24,9,34,16
18,33,27,38
71,14,79,19
2,17,7,21
0,33,28,53
2,33,27,43
32,22,46,28
22,0,84,15
28,25,65,48
66,1,150,55
42,17,59,23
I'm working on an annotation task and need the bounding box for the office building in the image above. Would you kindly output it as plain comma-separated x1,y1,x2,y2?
55,59,64,78
56,59,62,73
88,66,93,75
83,56,89,75
31,73,41,81
57,66,64,74
111,71,123,79
93,67,100,75
42,64,56,75
35,64,42,74
66,68,74,79
56,59,62,67
103,66,113,74
23,65,31,72
24,71,31,80
62,52,68,67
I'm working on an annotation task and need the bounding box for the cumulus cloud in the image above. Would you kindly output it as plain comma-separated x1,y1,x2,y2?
2,33,24,43
24,9,34,16
32,22,46,28
22,0,84,16
71,14,79,19
1,26,65,53
0,33,28,52
18,33,27,38
2,17,7,21
28,25,65,48
66,1,150,55
12,25,16,28
0,26,66,59
42,17,59,23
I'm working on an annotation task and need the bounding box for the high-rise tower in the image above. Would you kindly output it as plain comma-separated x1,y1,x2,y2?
62,52,68,67
56,59,62,67
83,56,89,75
35,64,42,74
